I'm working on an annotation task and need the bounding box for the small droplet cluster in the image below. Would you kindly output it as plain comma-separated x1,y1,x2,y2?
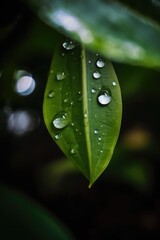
47,40,117,161
91,56,113,106
48,40,78,143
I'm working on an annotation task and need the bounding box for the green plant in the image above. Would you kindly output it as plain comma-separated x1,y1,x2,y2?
20,0,160,186
1,0,160,238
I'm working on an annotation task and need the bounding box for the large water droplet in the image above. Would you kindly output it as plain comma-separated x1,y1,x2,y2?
93,71,101,79
56,72,65,80
63,40,76,50
112,81,117,86
48,90,55,98
98,89,111,105
96,58,105,68
53,111,70,129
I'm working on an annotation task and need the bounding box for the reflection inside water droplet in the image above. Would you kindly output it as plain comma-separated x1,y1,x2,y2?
98,89,111,105
53,111,70,129
93,71,101,79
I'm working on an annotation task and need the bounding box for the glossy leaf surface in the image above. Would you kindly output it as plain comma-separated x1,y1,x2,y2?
29,0,160,67
43,35,122,186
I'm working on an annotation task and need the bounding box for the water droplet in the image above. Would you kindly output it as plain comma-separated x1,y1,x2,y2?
100,150,103,153
71,101,74,105
84,112,88,118
63,40,76,50
93,71,101,79
98,89,111,105
112,81,117,86
78,91,81,95
55,133,61,140
96,58,105,68
64,98,69,103
70,148,76,154
91,88,96,94
88,60,91,64
56,72,65,80
48,90,55,98
98,137,102,141
53,111,70,129
70,145,78,154
94,129,98,135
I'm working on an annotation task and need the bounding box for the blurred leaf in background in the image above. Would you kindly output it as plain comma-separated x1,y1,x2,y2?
0,184,74,240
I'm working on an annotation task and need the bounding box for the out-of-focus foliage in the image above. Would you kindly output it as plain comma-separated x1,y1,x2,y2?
0,184,74,240
27,0,160,67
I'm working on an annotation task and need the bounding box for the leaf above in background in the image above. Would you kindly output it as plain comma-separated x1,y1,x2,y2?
43,34,122,186
0,184,74,240
28,0,160,67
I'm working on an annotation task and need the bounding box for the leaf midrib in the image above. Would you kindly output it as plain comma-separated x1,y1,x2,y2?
81,46,92,181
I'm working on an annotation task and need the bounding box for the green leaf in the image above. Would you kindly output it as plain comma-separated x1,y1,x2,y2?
43,34,122,186
0,184,74,240
28,0,160,67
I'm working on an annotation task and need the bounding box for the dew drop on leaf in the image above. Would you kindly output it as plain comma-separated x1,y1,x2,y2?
91,88,96,93
70,148,77,154
93,71,101,79
97,89,111,105
64,98,69,103
63,40,76,50
56,72,65,80
53,111,70,129
96,58,105,68
48,90,55,98
112,81,117,86
98,137,102,141
94,129,98,135
55,132,61,140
